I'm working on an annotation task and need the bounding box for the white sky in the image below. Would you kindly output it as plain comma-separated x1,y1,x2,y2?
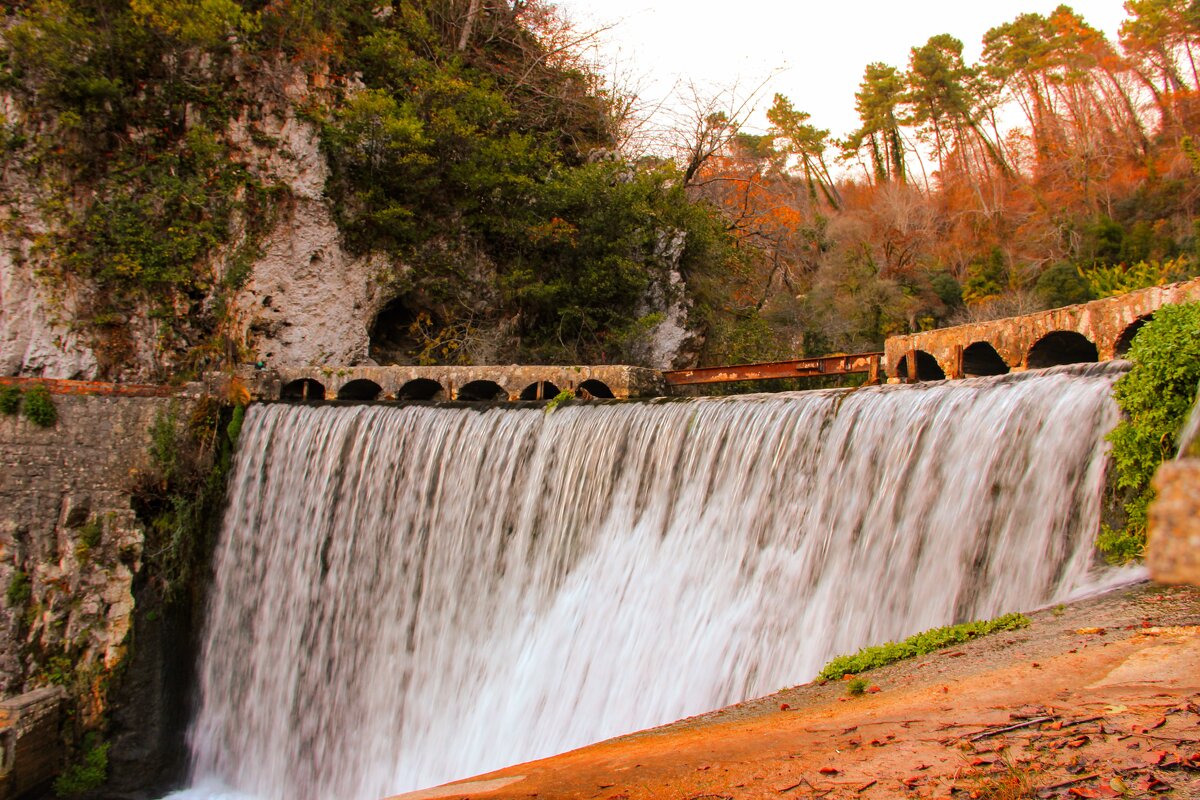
557,0,1131,142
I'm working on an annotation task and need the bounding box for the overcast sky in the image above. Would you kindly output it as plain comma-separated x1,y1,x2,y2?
557,0,1131,142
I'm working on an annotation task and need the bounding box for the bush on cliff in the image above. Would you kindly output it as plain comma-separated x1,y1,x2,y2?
1102,301,1200,562
0,385,21,415
22,385,57,427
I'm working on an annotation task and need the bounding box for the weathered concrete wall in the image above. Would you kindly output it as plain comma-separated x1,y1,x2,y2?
0,393,196,793
0,687,64,799
884,277,1200,379
229,364,669,402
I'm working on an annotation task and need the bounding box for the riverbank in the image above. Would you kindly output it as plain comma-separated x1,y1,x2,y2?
393,581,1200,799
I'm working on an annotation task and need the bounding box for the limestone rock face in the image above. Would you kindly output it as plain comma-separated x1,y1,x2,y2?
224,78,387,370
234,199,384,369
0,242,99,379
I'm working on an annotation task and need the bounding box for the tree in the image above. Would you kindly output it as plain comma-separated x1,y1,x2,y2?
766,93,841,209
844,62,908,184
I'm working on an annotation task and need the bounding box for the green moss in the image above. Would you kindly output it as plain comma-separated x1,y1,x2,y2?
818,612,1031,681
53,736,109,798
0,384,21,415
544,390,575,413
22,385,56,427
6,570,31,607
80,516,103,549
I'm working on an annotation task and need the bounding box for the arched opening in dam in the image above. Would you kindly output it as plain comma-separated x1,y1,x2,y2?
962,342,1010,376
1114,314,1153,357
895,350,945,381
1026,331,1099,369
336,379,384,401
520,381,561,401
576,379,614,399
279,378,325,401
456,380,507,401
398,378,446,402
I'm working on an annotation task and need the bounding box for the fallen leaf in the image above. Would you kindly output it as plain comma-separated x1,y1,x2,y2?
1076,627,1106,635
779,703,790,711
818,767,839,775
867,685,881,694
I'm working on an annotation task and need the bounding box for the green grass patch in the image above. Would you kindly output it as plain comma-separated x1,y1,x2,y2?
53,735,109,797
818,612,1031,681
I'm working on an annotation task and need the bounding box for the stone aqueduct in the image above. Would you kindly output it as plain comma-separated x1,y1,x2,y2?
883,277,1200,382
233,276,1200,402
259,364,667,403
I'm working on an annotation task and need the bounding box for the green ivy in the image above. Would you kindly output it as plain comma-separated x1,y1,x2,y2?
818,612,1031,681
1103,302,1200,562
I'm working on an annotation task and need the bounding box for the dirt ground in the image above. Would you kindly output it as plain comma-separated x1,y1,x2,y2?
390,582,1200,800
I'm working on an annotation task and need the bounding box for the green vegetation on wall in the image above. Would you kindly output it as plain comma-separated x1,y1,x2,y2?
53,734,109,798
22,385,58,427
1101,301,1200,562
133,399,243,603
0,385,21,415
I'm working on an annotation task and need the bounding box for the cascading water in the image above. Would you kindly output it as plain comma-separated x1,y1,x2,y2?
179,364,1131,800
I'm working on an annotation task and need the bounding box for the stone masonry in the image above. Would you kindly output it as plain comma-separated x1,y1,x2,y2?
884,276,1200,379
0,393,192,794
229,364,668,402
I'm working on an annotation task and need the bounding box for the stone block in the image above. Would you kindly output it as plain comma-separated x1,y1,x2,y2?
1148,458,1200,585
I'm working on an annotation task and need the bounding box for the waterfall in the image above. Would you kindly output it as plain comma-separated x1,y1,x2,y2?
179,365,1130,800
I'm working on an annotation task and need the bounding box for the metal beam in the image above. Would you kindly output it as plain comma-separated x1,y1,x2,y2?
663,353,883,386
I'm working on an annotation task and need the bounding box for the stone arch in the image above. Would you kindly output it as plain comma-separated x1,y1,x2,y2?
1114,313,1153,357
962,342,1010,376
1026,331,1098,369
896,350,945,382
280,378,326,401
398,378,445,402
336,379,383,401
457,380,507,402
519,381,561,401
576,379,615,399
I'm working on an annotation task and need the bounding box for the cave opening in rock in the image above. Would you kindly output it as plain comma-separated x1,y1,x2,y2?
369,297,426,366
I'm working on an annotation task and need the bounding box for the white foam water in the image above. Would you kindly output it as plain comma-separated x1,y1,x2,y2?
179,365,1129,800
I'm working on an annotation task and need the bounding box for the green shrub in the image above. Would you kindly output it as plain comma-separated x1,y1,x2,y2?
22,385,57,427
1103,302,1200,561
53,736,109,798
818,612,1031,681
1036,262,1094,307
6,570,31,607
0,385,20,415
1080,256,1197,299
846,677,868,696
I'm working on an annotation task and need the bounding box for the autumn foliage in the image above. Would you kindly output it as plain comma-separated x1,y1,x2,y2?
687,1,1200,359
